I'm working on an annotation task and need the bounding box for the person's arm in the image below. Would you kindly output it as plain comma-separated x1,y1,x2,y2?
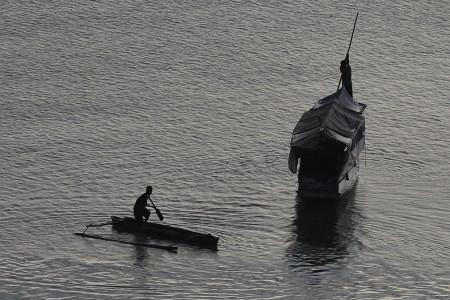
341,54,349,67
146,196,153,207
340,54,350,75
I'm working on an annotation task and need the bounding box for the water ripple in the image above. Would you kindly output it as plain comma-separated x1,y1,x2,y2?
1,0,450,299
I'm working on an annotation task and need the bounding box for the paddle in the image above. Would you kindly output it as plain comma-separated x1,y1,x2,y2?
149,197,164,221
337,12,359,92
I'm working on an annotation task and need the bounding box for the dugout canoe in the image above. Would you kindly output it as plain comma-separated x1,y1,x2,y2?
111,216,219,250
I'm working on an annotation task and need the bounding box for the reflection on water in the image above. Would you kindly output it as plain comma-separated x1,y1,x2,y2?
133,234,150,263
286,189,361,272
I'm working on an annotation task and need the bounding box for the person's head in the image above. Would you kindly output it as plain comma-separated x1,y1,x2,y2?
146,185,153,195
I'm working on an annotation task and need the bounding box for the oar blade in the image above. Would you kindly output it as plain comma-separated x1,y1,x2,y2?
155,208,164,221
149,197,164,221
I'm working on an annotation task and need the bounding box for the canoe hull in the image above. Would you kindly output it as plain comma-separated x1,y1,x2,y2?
111,216,219,250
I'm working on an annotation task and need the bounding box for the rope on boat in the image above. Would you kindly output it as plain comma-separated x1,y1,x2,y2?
364,145,367,166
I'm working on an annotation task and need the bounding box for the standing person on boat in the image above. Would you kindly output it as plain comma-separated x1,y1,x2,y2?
134,186,152,223
340,53,353,97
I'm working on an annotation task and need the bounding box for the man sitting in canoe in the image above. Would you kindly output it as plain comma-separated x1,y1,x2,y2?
134,186,153,223
340,53,353,97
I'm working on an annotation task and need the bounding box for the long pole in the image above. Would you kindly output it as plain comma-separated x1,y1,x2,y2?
75,232,178,252
337,12,359,92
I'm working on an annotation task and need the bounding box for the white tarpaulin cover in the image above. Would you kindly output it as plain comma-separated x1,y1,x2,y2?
288,87,366,173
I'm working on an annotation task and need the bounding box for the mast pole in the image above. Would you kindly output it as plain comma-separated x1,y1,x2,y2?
337,12,359,92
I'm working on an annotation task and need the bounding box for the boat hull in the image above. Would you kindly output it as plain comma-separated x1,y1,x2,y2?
111,216,219,250
289,87,366,198
298,134,364,199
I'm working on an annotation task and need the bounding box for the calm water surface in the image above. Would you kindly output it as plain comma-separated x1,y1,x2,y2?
1,1,449,299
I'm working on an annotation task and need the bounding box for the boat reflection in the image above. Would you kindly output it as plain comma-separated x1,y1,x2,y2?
133,234,149,263
286,189,361,272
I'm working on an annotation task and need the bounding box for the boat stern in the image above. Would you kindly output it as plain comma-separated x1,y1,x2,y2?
298,177,340,199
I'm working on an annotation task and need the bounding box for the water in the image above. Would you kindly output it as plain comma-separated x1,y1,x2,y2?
1,1,449,299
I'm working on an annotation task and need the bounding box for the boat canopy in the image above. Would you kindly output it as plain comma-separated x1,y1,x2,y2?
288,87,366,173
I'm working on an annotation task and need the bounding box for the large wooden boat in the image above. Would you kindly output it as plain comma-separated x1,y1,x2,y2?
288,87,366,198
111,216,219,250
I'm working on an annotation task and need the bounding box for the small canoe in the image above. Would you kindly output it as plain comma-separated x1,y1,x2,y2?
111,216,219,250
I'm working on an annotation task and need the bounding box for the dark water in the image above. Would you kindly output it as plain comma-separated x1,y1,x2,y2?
1,1,449,299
